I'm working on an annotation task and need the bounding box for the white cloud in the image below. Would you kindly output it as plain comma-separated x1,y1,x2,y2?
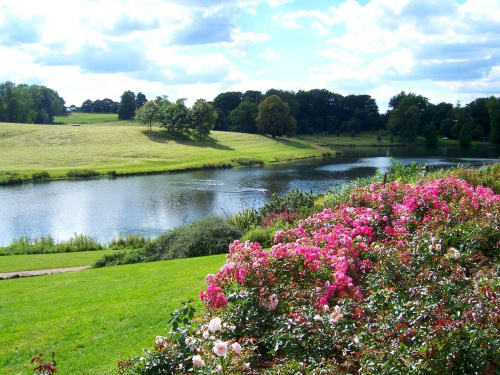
260,47,281,60
267,0,294,7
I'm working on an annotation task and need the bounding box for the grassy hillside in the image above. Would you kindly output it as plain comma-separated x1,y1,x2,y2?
0,254,226,374
54,112,120,124
0,122,327,182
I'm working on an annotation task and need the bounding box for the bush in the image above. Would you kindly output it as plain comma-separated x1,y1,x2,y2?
228,208,260,231
66,169,100,179
151,216,243,260
259,188,320,219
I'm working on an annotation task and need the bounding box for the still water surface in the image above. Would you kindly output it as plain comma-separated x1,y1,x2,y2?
1,144,499,246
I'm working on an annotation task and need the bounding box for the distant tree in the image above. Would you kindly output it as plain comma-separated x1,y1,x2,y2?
459,122,472,147
81,99,93,113
190,99,217,140
486,96,500,144
230,101,259,133
242,90,262,104
211,91,243,131
387,92,429,145
136,92,147,109
256,95,296,138
439,118,454,138
425,123,439,147
135,100,159,132
117,90,136,120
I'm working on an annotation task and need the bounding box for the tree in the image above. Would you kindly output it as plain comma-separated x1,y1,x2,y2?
211,92,243,131
256,95,296,138
229,101,259,133
136,92,147,109
425,123,438,147
458,122,472,147
387,92,429,145
486,96,500,144
135,100,159,132
159,98,190,135
190,99,217,140
117,90,136,120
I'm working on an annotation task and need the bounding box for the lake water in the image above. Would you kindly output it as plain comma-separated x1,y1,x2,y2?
1,144,499,247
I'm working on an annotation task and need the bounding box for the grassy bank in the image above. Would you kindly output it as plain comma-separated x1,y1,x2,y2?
0,254,226,374
0,250,123,272
54,112,120,125
0,122,328,184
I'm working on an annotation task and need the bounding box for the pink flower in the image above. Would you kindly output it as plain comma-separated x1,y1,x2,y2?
231,342,242,354
263,294,279,311
329,305,343,323
192,355,205,367
213,341,228,356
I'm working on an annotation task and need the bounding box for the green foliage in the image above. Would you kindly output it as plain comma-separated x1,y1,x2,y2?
425,122,439,146
458,122,472,147
0,234,103,255
233,158,264,166
256,95,296,138
93,216,243,267
486,95,500,144
240,226,276,248
190,99,217,140
32,171,51,181
135,100,159,132
117,90,137,120
259,188,320,219
158,98,191,135
108,233,151,250
432,163,500,194
0,81,65,124
229,101,259,133
228,208,260,231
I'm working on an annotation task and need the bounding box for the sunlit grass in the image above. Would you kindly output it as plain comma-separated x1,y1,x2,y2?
0,254,226,374
53,112,119,124
0,250,124,272
0,122,326,181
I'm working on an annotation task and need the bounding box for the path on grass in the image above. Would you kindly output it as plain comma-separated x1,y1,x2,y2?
0,265,91,280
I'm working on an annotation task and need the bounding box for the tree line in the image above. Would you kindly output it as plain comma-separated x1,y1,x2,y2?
2,80,499,146
0,81,66,124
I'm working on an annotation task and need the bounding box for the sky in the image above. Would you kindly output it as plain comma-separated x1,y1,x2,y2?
0,0,499,112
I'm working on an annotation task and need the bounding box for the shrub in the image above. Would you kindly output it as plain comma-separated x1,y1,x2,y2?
259,188,320,219
66,169,100,179
228,208,260,231
108,233,151,250
32,171,51,181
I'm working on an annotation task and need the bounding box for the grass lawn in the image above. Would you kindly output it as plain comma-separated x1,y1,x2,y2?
0,122,327,182
298,131,405,147
0,250,125,273
54,112,120,124
0,254,226,374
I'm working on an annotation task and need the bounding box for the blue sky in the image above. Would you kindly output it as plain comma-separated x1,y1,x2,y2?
0,0,498,111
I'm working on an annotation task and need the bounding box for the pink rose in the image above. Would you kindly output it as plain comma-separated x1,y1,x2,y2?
213,341,228,356
192,355,205,367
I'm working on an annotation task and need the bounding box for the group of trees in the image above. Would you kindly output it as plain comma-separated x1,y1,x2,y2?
0,81,66,124
135,97,217,140
387,92,500,146
211,89,382,137
77,91,148,119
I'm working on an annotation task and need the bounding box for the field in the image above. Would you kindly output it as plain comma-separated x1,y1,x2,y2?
0,254,226,374
0,118,328,182
54,112,120,125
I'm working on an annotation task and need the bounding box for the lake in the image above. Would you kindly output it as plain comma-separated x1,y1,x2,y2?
0,144,498,247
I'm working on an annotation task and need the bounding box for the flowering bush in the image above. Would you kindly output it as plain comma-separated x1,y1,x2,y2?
125,169,500,374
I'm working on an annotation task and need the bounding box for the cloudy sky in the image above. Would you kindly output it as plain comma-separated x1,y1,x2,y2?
1,0,499,111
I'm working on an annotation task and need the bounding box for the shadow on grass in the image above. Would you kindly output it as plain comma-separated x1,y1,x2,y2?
271,136,315,150
142,129,234,151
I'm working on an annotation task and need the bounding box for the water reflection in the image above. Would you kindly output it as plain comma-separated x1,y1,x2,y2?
0,144,498,246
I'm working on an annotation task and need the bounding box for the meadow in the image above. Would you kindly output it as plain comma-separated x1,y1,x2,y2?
0,254,226,374
0,116,329,183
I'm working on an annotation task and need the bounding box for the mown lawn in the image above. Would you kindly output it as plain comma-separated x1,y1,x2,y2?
0,122,326,181
54,112,120,124
0,254,226,374
0,250,124,273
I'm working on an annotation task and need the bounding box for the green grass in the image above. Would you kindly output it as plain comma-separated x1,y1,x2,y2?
53,112,120,124
0,254,226,374
0,122,327,182
0,250,124,273
298,131,406,147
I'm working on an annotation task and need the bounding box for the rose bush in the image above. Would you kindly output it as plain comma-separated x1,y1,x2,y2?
122,168,500,374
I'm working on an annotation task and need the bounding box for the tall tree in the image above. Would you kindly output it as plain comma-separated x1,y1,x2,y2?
387,92,429,145
459,122,472,147
135,100,159,132
117,90,136,120
425,123,439,147
256,95,296,138
211,92,243,131
190,99,217,140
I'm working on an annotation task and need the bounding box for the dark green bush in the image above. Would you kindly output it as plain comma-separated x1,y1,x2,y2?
151,216,243,260
32,171,51,181
259,188,320,219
